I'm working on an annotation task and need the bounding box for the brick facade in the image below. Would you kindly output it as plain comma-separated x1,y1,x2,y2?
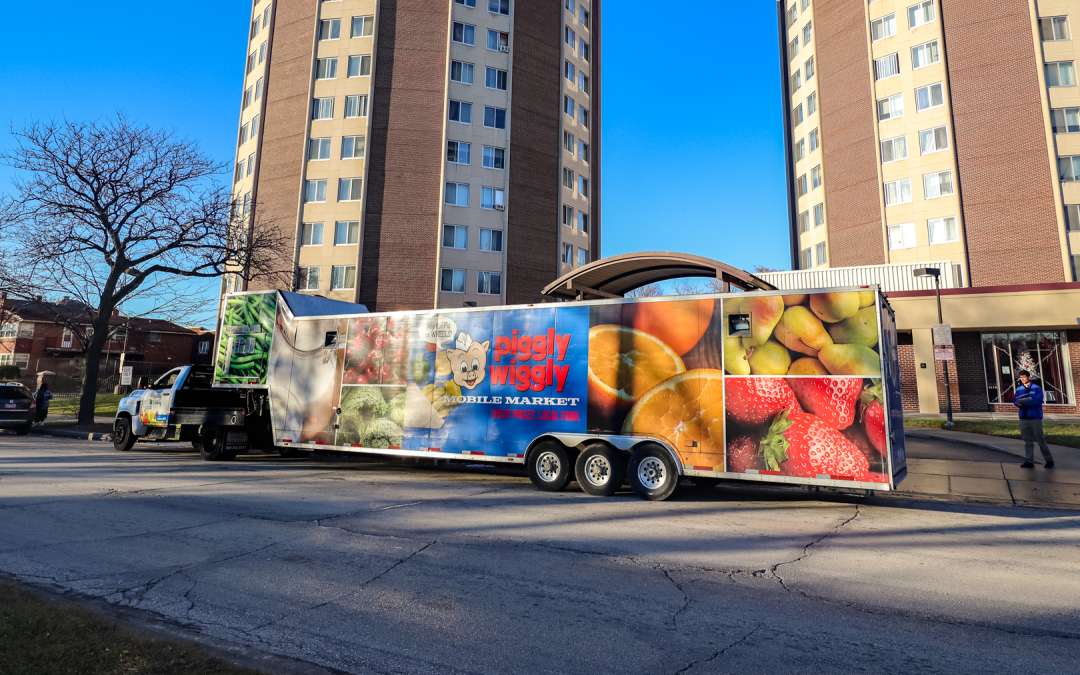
941,0,1066,285
897,339,920,413
813,0,887,267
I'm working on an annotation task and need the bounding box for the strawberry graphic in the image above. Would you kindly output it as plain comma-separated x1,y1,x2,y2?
789,377,863,430
727,435,763,472
861,383,887,457
843,426,884,474
761,410,870,479
725,378,800,426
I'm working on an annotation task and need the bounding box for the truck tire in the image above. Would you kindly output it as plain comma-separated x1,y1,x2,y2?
574,444,625,497
198,426,237,462
527,440,573,492
628,443,679,501
112,416,137,452
15,422,31,436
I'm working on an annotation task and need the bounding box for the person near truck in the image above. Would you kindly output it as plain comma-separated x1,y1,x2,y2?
33,376,52,424
1014,369,1054,469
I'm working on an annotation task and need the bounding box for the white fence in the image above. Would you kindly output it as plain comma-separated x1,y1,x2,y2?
758,261,963,292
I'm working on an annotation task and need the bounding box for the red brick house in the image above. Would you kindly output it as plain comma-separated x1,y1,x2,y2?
0,298,214,391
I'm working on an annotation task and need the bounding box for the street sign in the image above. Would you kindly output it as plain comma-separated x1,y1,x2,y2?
934,345,955,362
932,323,953,346
120,366,133,386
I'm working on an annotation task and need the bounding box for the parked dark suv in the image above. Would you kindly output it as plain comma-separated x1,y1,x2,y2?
0,382,35,435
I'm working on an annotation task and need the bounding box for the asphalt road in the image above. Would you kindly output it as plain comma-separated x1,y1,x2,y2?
2,435,1079,674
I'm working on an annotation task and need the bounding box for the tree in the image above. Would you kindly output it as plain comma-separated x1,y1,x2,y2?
0,117,287,425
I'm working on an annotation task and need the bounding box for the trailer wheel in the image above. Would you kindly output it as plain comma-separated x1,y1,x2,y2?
574,444,625,497
112,415,137,452
527,440,573,492
198,426,237,462
628,443,679,501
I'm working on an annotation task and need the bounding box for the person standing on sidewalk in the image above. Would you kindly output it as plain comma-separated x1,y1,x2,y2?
1014,369,1055,469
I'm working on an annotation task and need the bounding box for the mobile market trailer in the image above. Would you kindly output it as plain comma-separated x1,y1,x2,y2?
119,288,907,500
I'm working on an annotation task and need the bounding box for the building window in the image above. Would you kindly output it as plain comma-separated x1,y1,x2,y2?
805,56,815,80
579,106,589,128
982,332,1073,405
315,57,338,80
923,170,955,199
919,125,949,154
351,15,374,38
579,73,590,94
452,22,476,46
806,92,817,116
797,174,808,196
809,128,819,151
338,178,362,202
786,3,797,26
335,220,360,245
488,29,510,51
447,140,472,165
799,248,812,269
884,178,912,206
577,248,589,266
794,138,806,162
874,53,900,80
563,243,574,264
443,224,468,249
451,60,475,85
489,0,510,17
1052,107,1080,133
481,186,506,210
880,135,908,163
1040,16,1070,41
347,55,371,77
304,179,327,203
319,19,341,40
578,211,589,232
792,103,804,126
456,0,477,6
813,203,825,227
297,266,320,291
341,135,365,159
797,210,810,233
312,97,334,120
486,66,508,91
477,271,502,295
927,216,958,244
564,95,576,116
482,145,506,169
915,82,944,111
563,168,574,189
562,205,574,226
479,228,503,252
1046,61,1077,87
810,164,822,189
815,242,827,265
345,94,369,118
484,106,507,129
449,100,473,124
300,222,324,246
871,13,896,41
565,60,576,83
331,265,356,290
198,341,210,355
565,25,576,48
911,40,940,69
877,93,904,121
802,21,812,46
445,182,470,206
788,37,799,60
0,322,17,338
61,328,73,349
1059,156,1080,181
441,268,466,293
1065,204,1080,231
308,137,331,161
578,176,589,197
907,1,934,29
888,222,916,249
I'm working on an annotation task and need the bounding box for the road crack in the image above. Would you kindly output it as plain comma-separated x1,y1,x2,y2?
674,624,761,674
770,504,861,593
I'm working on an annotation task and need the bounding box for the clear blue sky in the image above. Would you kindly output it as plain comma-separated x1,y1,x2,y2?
0,1,792,317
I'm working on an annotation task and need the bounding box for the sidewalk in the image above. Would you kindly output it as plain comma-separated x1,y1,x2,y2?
898,430,1080,508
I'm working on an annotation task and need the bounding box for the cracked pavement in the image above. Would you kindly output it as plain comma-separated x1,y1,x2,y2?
2,436,1080,674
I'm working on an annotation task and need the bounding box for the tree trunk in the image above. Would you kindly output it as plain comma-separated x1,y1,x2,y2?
76,310,115,427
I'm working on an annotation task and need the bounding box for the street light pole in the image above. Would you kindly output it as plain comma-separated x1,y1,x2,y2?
914,267,954,430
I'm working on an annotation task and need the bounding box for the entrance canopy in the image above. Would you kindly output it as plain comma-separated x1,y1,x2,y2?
541,252,775,301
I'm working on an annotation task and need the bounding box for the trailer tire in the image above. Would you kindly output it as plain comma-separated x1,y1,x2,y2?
112,415,137,452
574,444,625,497
198,426,237,462
628,443,679,501
527,440,573,492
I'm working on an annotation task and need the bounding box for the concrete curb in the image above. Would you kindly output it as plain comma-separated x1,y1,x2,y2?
30,426,112,443
905,430,1026,461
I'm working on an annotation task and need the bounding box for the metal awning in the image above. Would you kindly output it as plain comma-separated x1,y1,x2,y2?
541,252,776,301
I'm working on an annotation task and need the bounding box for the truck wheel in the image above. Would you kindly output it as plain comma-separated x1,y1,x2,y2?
198,427,237,461
628,443,679,501
113,416,137,452
527,440,572,492
15,422,31,436
575,444,625,497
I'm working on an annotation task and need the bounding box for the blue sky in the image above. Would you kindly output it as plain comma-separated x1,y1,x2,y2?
0,1,792,319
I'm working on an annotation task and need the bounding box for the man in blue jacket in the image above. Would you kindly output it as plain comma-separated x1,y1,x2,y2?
1014,370,1055,469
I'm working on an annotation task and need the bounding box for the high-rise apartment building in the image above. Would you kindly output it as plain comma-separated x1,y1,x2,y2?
779,0,1080,285
229,0,601,312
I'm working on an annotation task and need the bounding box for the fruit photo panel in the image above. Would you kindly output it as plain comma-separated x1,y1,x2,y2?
724,376,890,484
722,290,882,377
587,298,727,471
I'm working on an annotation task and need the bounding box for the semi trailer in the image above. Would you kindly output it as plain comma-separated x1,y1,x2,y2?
115,288,907,500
